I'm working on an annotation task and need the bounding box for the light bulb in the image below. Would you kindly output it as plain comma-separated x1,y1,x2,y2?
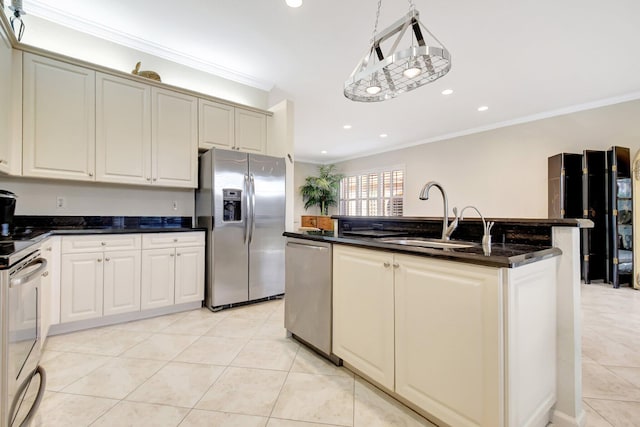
366,85,382,95
285,0,302,7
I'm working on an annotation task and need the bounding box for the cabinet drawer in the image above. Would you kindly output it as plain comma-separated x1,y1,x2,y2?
142,232,205,249
61,234,142,253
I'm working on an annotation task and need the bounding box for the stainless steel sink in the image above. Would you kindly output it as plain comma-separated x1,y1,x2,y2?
378,237,475,249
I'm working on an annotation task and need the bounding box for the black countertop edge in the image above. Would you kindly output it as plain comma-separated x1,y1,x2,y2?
330,216,593,228
284,232,562,269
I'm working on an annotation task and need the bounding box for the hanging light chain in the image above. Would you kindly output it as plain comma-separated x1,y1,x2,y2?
370,0,383,44
407,0,416,12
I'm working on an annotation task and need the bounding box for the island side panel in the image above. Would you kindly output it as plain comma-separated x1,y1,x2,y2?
551,226,586,427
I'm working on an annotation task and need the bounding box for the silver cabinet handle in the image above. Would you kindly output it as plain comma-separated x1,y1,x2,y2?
45,247,52,251
146,177,151,181
105,257,110,262
393,263,400,268
97,258,102,262
176,253,181,256
88,172,93,177
170,253,175,257
101,242,106,246
383,262,391,267
42,271,49,277
286,242,328,251
173,238,178,242
153,178,157,182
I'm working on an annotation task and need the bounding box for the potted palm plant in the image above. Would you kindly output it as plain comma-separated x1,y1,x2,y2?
299,165,344,229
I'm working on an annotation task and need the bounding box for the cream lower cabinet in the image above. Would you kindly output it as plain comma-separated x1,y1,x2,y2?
333,245,557,427
141,232,205,310
60,252,104,323
332,245,395,390
60,234,142,323
40,236,61,347
140,248,175,310
394,253,503,427
103,250,142,316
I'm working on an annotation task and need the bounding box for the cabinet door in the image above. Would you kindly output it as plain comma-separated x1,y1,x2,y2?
141,248,175,310
60,252,104,323
96,73,152,185
198,99,234,151
394,255,503,427
23,53,96,181
235,109,266,154
151,87,198,188
332,245,395,390
40,237,61,347
103,250,142,316
174,246,204,304
0,29,21,175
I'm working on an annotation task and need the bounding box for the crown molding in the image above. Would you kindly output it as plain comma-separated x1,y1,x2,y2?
24,0,274,91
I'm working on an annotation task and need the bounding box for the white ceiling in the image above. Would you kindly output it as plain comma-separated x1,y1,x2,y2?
17,0,640,163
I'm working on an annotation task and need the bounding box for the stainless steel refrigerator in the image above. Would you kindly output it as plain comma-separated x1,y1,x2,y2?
196,148,286,310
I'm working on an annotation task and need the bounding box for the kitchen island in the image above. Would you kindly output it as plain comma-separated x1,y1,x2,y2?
285,216,590,427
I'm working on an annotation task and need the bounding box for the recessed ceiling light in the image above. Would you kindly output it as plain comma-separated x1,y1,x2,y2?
477,105,489,112
285,0,302,7
441,89,453,95
343,125,352,129
321,150,327,154
380,134,388,138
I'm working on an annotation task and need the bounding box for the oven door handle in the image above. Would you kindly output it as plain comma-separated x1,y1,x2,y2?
10,258,47,288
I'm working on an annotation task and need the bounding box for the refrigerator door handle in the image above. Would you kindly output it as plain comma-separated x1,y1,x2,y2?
249,173,257,244
243,173,250,245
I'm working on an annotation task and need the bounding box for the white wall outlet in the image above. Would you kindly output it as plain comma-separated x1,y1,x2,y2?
56,196,65,209
172,200,178,211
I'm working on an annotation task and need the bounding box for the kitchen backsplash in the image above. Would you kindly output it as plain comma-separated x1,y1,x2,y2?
0,176,194,216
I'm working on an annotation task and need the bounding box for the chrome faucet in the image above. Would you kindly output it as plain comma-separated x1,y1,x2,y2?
458,205,495,249
419,181,452,240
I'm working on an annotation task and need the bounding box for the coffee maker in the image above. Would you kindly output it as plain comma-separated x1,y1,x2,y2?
0,190,17,237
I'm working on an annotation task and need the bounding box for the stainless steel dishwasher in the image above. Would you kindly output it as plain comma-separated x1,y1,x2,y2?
284,237,340,364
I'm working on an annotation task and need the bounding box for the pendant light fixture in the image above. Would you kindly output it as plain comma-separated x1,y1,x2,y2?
344,0,451,102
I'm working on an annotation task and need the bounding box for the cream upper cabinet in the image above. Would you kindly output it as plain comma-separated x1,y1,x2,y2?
22,53,96,181
96,72,151,185
394,254,503,427
332,245,395,390
198,99,235,151
152,87,198,188
235,108,267,153
0,27,21,176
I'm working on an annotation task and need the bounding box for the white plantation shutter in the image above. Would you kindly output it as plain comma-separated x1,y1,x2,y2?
339,169,404,216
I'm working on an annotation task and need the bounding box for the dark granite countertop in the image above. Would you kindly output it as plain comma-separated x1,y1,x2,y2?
284,231,561,268
1,216,205,268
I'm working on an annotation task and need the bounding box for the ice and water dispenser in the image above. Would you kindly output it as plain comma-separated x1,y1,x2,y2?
223,189,242,221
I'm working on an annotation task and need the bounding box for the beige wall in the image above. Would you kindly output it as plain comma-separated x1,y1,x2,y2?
0,176,194,217
328,99,640,219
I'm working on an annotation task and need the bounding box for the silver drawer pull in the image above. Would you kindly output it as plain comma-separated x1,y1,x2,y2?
393,263,399,268
383,262,390,267
101,242,106,246
105,257,110,262
97,258,102,262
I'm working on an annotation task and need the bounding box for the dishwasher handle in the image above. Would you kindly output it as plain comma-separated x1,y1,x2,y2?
286,242,329,251
10,258,47,288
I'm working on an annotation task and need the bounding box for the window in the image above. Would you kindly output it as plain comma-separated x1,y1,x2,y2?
339,168,404,216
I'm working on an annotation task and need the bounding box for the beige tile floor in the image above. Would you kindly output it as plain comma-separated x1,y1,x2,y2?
33,283,640,427
35,299,435,427
581,283,640,427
